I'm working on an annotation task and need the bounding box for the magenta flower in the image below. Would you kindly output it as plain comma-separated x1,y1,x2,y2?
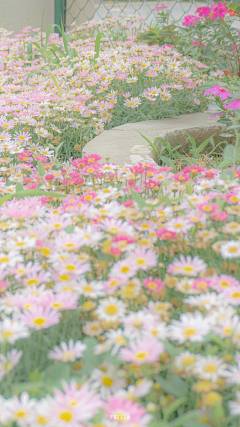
227,99,240,110
204,85,233,100
155,4,168,11
196,6,211,17
182,15,200,26
209,2,228,19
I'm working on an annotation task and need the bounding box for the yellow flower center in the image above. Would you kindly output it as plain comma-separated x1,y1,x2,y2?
231,292,240,298
41,248,51,256
33,317,46,326
229,246,238,253
105,304,118,315
2,330,13,338
183,356,195,366
135,351,148,361
109,227,119,233
102,376,113,387
15,410,28,419
183,265,194,272
37,416,48,425
26,279,39,286
136,258,146,265
0,256,9,263
220,281,230,287
51,302,64,309
204,364,217,373
183,328,196,337
121,266,130,273
59,410,73,422
65,264,76,272
59,274,70,281
83,285,93,292
148,282,157,290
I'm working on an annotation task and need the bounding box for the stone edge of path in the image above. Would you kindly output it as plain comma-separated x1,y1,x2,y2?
82,112,234,165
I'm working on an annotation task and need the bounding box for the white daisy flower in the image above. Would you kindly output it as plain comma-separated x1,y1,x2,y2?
193,355,228,382
95,297,126,322
48,339,87,362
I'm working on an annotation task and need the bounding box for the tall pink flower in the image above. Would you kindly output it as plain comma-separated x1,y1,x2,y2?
204,85,233,100
196,6,211,17
182,15,200,26
209,2,228,19
227,99,240,111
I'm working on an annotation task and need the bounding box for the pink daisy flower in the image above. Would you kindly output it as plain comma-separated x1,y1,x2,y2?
192,277,211,291
119,337,164,365
21,306,61,330
210,275,240,292
167,255,207,277
156,228,177,240
143,277,165,292
221,287,240,305
127,247,158,271
104,395,152,425
45,380,102,426
41,291,79,311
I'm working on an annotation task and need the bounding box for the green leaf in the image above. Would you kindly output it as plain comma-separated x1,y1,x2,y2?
50,73,63,99
0,190,65,207
167,410,202,427
185,132,196,148
223,144,235,162
16,183,24,192
61,20,69,56
44,363,71,388
130,189,147,209
12,381,45,396
160,156,176,171
6,181,16,186
162,341,182,357
29,368,45,382
69,48,78,60
81,337,103,375
64,225,75,234
212,402,225,427
184,420,212,427
155,374,188,397
220,170,234,181
37,161,46,177
45,24,56,47
93,33,102,64
0,194,14,207
185,182,193,195
148,421,164,427
195,133,216,156
163,397,186,422
217,159,232,170
27,43,33,60
137,130,160,154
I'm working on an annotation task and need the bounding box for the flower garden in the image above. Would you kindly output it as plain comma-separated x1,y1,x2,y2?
1,3,240,427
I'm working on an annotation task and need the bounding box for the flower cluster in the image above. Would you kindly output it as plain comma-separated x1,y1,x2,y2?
0,17,240,427
0,122,240,425
183,2,230,26
0,19,209,161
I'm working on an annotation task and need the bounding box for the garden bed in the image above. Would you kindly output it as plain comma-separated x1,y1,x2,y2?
1,8,240,427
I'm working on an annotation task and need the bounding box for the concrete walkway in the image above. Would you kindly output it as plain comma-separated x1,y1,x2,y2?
82,112,232,165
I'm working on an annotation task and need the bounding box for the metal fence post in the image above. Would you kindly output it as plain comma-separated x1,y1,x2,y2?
55,0,65,34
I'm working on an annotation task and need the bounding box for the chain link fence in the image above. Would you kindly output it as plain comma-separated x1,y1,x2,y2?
55,0,212,30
